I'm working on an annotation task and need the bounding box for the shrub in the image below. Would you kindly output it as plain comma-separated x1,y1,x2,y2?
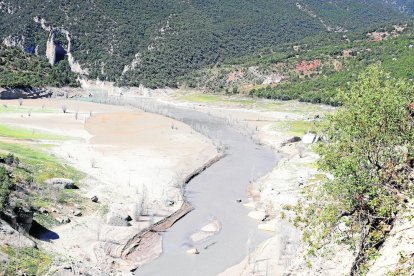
296,66,414,274
0,165,13,211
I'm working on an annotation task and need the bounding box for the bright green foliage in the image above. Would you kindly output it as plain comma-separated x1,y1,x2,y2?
1,246,52,275
0,141,83,184
296,66,414,274
0,166,13,211
0,124,65,140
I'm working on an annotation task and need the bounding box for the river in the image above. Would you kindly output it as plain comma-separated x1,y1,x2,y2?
98,97,277,276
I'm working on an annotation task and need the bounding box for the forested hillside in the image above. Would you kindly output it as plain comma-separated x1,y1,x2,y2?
0,46,78,88
0,0,411,88
386,0,414,14
187,23,414,105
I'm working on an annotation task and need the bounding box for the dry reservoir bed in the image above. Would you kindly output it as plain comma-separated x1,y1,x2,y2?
0,98,218,273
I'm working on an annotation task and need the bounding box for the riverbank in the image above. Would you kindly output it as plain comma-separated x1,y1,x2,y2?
0,89,333,274
0,98,219,274
156,92,334,275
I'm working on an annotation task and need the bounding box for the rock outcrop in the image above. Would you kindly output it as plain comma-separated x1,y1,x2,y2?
106,204,131,227
1,207,34,232
45,31,58,65
33,16,88,74
45,178,76,189
302,132,318,144
2,35,25,49
0,218,36,248
0,87,52,99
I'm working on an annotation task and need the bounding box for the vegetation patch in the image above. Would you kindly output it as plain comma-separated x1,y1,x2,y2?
0,105,56,114
0,124,65,141
0,45,78,88
0,165,13,212
0,144,85,228
295,66,414,274
181,93,255,106
0,141,83,184
271,120,315,136
0,246,52,275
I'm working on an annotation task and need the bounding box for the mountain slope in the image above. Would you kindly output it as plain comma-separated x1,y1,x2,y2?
0,0,411,88
384,0,414,14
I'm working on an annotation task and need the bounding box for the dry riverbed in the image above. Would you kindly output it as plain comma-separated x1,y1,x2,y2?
0,90,333,275
0,98,219,273
156,92,334,275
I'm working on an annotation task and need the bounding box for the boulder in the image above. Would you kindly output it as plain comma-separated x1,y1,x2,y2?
106,204,131,227
3,207,34,232
186,248,199,255
283,136,302,146
39,207,48,214
409,170,414,181
106,214,130,227
45,178,76,189
56,217,71,224
201,220,221,233
0,252,8,265
248,210,267,221
302,133,318,144
258,220,277,232
190,220,221,243
72,209,82,217
91,196,99,203
0,219,36,248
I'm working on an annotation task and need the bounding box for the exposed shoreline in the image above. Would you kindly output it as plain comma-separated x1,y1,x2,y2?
0,97,220,274
93,96,278,275
0,90,332,275
119,153,224,271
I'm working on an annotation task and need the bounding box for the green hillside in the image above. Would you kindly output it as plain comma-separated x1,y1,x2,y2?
0,0,411,88
0,46,78,88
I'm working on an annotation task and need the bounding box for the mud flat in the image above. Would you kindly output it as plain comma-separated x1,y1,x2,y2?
0,98,218,273
89,97,278,276
147,93,333,275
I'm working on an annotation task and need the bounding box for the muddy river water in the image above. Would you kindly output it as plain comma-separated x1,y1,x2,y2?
109,98,278,276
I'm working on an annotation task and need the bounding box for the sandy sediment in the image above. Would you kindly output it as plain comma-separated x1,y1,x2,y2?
0,98,219,274
157,94,331,276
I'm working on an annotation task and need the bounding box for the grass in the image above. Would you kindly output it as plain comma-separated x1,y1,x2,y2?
256,100,333,114
181,93,255,105
0,104,55,114
0,124,65,140
271,120,316,136
0,246,52,275
0,141,83,184
0,141,86,227
180,93,334,116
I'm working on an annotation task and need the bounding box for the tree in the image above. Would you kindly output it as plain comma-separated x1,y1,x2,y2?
296,66,414,274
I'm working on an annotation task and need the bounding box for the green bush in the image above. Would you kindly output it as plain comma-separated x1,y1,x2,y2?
1,246,52,275
296,66,414,274
0,165,13,211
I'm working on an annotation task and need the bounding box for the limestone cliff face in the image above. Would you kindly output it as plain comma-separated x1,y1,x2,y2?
122,53,142,75
65,32,88,75
33,16,88,74
2,35,25,50
46,31,57,65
